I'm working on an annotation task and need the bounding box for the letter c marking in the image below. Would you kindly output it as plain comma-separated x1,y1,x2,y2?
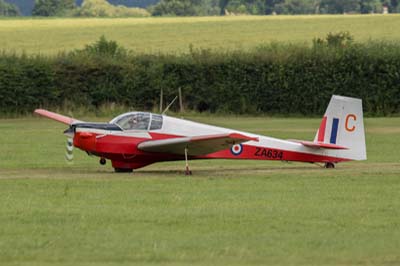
345,114,356,132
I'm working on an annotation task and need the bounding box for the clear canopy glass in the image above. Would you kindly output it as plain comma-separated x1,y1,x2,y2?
110,112,163,131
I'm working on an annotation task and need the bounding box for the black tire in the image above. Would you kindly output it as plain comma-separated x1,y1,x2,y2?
185,170,192,176
114,168,133,173
325,162,335,169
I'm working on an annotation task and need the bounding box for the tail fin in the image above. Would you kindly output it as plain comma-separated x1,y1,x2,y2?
314,95,366,161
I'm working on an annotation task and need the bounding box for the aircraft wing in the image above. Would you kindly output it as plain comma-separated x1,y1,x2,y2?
138,133,258,156
34,109,82,125
289,140,348,150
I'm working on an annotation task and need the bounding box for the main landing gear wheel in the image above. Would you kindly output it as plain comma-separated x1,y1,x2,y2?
99,158,106,165
114,168,133,173
324,162,335,169
185,168,192,176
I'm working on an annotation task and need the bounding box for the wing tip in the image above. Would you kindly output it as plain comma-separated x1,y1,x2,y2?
34,108,76,125
34,108,46,115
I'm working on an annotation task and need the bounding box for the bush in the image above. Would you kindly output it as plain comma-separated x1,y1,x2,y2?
313,31,354,48
1,37,400,116
71,35,128,58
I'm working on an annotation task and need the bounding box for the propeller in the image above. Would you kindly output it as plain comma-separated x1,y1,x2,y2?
63,125,75,163
65,137,74,163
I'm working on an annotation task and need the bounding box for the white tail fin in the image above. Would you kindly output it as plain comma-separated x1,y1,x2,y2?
314,95,366,161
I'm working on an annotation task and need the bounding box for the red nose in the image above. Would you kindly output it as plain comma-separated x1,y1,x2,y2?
74,132,96,151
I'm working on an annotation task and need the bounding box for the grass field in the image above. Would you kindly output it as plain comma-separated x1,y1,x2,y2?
1,15,400,54
0,116,400,265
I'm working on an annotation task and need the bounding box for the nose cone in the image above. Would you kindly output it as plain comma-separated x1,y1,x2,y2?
74,132,96,151
63,126,75,138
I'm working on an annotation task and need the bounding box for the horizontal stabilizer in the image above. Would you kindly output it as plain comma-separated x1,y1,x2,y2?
289,139,348,150
34,109,82,125
139,133,258,156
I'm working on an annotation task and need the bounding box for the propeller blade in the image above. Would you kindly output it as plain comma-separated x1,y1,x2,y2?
65,137,74,163
66,142,74,152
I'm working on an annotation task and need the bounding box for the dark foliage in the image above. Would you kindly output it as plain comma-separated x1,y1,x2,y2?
6,0,158,15
32,0,75,16
1,38,400,116
5,0,399,16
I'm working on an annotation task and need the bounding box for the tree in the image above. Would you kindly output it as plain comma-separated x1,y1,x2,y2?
360,0,382,13
274,0,316,14
382,0,399,12
109,0,160,8
32,0,75,16
0,0,20,16
5,0,35,15
219,0,230,14
151,0,197,16
265,0,283,14
390,0,399,11
320,0,359,13
75,0,150,17
151,0,219,16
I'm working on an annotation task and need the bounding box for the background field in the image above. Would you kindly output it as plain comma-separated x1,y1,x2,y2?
1,116,399,265
1,15,400,54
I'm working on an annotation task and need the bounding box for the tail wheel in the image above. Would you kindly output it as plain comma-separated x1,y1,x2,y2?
99,158,106,165
114,168,133,173
325,162,335,169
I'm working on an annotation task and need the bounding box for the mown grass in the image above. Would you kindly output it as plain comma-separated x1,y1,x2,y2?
0,116,399,265
1,15,400,54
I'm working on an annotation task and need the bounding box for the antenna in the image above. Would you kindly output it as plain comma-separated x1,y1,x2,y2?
162,96,178,115
159,88,163,113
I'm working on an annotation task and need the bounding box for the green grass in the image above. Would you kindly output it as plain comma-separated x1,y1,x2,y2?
0,116,400,265
1,15,400,54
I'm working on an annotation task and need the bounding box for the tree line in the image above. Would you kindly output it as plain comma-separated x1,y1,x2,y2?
1,0,399,17
0,0,152,16
220,0,399,15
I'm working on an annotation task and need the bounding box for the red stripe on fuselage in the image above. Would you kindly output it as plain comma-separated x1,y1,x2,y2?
317,116,327,142
73,130,349,170
74,130,184,157
75,131,181,154
201,144,350,163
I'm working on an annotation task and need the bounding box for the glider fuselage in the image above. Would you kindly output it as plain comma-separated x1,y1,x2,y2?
72,114,349,170
35,95,366,172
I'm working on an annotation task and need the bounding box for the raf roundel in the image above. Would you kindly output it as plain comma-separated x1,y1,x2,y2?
231,144,243,156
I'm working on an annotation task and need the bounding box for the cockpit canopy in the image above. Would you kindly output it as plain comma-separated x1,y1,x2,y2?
110,112,163,131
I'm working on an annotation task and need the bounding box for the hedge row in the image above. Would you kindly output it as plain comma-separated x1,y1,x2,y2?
1,43,400,116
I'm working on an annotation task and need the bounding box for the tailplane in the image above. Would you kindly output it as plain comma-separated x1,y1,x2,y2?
314,95,366,161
